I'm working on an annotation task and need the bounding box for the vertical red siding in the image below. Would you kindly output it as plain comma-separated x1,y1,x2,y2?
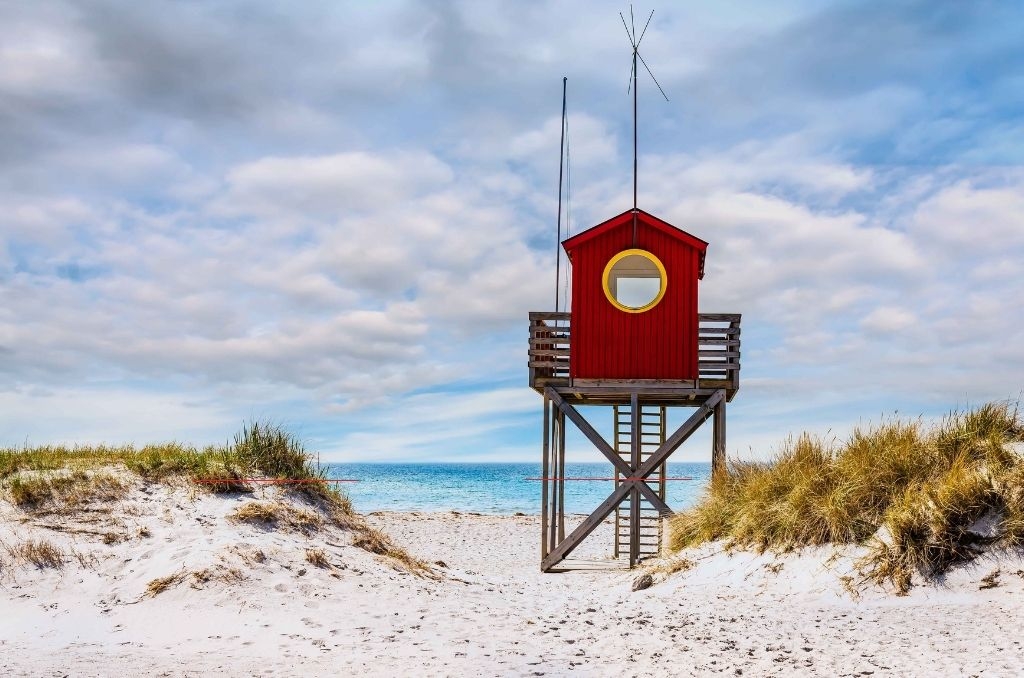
568,213,702,380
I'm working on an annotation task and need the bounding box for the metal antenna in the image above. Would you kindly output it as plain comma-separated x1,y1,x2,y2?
554,77,567,314
619,5,668,245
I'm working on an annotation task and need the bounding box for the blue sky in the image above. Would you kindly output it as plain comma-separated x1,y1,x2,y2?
1,0,1022,462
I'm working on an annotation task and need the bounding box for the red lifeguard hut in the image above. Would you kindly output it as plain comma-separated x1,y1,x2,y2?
528,18,741,571
527,207,741,571
563,208,707,381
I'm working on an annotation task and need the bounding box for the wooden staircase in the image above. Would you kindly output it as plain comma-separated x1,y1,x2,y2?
613,404,667,563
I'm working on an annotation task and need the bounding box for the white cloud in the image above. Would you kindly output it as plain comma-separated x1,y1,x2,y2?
0,386,232,447
217,151,454,218
861,306,916,334
909,178,1024,253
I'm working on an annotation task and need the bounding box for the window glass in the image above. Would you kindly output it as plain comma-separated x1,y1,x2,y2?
603,250,666,312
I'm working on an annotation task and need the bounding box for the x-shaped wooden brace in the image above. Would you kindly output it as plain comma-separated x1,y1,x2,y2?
541,387,725,570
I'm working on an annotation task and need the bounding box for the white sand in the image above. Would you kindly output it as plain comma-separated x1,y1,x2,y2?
2,481,1024,677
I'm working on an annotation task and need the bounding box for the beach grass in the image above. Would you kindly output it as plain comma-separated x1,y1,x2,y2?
0,421,349,510
229,501,324,533
668,400,1024,593
4,538,66,569
0,422,435,574
305,548,330,568
7,471,128,510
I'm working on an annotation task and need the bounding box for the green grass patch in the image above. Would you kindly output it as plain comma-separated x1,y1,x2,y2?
1,422,350,512
8,471,126,509
668,400,1024,593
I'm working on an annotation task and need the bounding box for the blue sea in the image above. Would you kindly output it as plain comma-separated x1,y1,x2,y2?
322,462,712,515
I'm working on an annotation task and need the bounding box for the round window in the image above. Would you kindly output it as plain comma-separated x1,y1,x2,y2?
602,249,667,313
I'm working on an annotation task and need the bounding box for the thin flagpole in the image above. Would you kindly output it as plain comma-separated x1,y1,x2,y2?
632,45,638,247
554,76,567,313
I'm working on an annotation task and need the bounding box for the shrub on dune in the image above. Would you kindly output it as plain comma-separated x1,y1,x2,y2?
668,400,1024,593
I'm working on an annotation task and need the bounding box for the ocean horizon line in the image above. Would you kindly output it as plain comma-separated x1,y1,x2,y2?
322,461,713,514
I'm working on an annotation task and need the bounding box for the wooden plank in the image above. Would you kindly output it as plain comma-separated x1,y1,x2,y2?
547,558,631,572
636,482,672,516
550,388,728,403
528,311,571,320
698,313,741,322
571,379,698,389
528,349,571,357
532,377,571,386
698,363,740,371
636,389,726,478
698,350,740,357
545,387,632,477
541,482,631,571
697,338,740,346
528,337,570,346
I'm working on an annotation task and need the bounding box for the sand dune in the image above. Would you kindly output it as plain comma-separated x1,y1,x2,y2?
2,483,1023,676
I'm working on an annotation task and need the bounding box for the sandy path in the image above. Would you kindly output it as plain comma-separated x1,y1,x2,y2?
3,506,1024,677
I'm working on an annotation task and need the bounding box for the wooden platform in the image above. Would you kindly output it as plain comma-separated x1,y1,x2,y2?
546,558,633,572
528,312,741,404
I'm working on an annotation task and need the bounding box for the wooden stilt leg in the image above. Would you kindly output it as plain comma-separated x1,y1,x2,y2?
557,409,566,542
629,392,640,568
552,411,561,557
540,395,550,563
713,396,726,481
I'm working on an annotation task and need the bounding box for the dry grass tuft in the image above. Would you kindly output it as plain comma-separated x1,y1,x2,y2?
669,400,1024,594
148,565,245,596
231,501,282,524
228,543,267,566
6,471,127,510
352,526,433,576
73,550,99,569
647,556,695,578
6,538,66,569
305,548,330,568
146,572,185,596
190,566,244,588
979,569,1001,590
229,501,323,533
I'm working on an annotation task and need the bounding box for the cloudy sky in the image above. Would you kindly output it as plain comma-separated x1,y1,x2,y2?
2,0,1022,462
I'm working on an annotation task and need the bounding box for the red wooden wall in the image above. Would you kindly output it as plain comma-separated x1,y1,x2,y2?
564,210,706,381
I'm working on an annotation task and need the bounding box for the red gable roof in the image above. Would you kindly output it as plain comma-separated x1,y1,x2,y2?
562,208,708,278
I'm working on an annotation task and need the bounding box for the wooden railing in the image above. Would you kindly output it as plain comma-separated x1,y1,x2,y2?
528,311,741,392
